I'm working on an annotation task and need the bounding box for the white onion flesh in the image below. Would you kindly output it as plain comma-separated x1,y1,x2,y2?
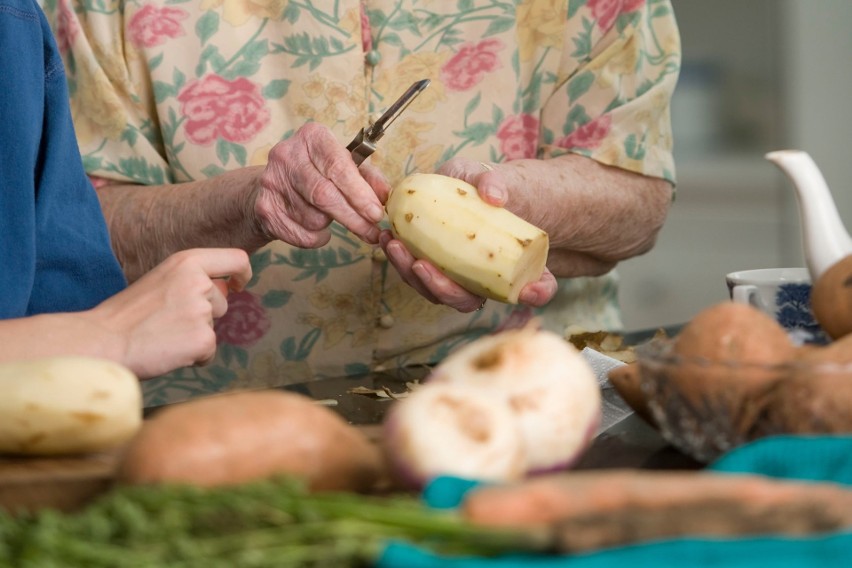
432,327,601,474
382,382,526,489
382,325,601,487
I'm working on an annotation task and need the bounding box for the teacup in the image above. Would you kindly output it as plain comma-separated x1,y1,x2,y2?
725,267,829,345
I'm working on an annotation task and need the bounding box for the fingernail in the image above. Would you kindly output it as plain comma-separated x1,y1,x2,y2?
368,203,385,223
379,230,392,248
518,289,537,304
412,263,431,283
213,279,229,296
485,186,506,205
385,241,402,261
365,226,380,244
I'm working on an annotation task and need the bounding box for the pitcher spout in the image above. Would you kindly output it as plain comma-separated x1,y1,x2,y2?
765,150,852,280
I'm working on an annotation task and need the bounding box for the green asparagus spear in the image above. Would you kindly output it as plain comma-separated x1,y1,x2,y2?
0,477,550,567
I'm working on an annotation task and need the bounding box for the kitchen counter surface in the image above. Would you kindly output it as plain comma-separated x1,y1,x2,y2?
2,326,695,515
278,366,700,472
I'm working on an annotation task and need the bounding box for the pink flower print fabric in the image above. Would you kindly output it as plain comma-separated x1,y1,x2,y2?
558,115,613,150
215,290,271,348
178,76,271,145
497,114,540,160
441,39,504,92
47,0,680,405
589,0,647,32
128,5,188,48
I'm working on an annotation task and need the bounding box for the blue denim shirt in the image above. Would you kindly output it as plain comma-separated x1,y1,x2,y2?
0,0,126,317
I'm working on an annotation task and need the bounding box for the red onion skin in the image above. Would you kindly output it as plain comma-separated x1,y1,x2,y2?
380,410,432,490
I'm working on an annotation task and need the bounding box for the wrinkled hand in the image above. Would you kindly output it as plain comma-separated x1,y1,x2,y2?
254,122,390,248
92,248,252,379
376,158,558,312
439,156,671,279
379,230,557,312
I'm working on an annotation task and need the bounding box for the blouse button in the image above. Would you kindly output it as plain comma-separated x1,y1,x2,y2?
371,247,387,262
365,49,382,67
379,314,395,329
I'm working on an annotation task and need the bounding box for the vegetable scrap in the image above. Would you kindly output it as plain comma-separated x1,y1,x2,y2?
565,327,668,364
347,381,422,401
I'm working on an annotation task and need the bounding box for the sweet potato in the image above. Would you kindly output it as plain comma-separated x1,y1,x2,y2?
670,303,795,419
462,469,852,552
117,390,384,492
752,334,852,436
811,253,852,340
606,363,655,426
753,375,852,436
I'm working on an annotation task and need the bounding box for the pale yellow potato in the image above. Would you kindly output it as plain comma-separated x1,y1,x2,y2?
386,173,549,303
0,357,142,455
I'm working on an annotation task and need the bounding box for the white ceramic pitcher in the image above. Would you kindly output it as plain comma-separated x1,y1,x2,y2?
765,150,852,281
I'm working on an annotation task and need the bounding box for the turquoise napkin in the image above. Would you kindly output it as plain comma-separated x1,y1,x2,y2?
377,435,852,567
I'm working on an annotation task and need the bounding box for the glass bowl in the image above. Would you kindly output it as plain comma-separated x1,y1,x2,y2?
635,338,852,463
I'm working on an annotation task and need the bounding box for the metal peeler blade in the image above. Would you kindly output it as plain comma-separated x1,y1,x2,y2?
347,79,431,165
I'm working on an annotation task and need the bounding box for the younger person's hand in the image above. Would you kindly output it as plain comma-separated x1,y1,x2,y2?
91,248,252,379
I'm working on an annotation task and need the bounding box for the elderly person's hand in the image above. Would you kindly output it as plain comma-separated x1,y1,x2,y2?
254,122,389,248
375,153,672,312
374,158,560,313
438,156,672,279
378,228,558,312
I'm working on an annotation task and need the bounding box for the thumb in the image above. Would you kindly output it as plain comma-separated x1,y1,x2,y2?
436,158,507,206
212,278,230,297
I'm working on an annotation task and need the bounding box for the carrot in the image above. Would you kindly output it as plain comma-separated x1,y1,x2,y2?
462,469,852,552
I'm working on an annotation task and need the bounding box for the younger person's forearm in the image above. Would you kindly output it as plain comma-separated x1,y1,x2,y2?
0,312,123,365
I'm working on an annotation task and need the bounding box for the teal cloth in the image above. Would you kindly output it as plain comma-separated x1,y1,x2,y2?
376,435,852,567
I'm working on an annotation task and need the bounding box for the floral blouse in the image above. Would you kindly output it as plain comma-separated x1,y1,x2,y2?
45,0,680,405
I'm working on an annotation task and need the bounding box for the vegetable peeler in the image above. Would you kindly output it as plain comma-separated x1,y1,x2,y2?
346,79,431,166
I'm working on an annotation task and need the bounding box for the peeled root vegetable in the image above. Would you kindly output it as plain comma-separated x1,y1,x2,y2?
0,357,142,456
382,325,601,487
118,390,384,492
385,173,548,303
382,382,527,489
433,326,601,474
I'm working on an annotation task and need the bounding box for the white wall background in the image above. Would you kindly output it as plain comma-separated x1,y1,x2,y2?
779,0,852,259
616,0,852,330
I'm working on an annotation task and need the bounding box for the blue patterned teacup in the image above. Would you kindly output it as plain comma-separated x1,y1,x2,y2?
725,267,830,345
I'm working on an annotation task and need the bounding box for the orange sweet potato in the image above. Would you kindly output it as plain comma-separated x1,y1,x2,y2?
607,363,655,426
117,390,384,493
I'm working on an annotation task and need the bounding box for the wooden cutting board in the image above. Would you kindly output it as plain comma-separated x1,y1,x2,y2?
0,369,402,516
0,425,384,516
0,451,119,515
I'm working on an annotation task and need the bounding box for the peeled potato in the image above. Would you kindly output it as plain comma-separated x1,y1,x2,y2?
385,173,548,303
0,357,142,456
